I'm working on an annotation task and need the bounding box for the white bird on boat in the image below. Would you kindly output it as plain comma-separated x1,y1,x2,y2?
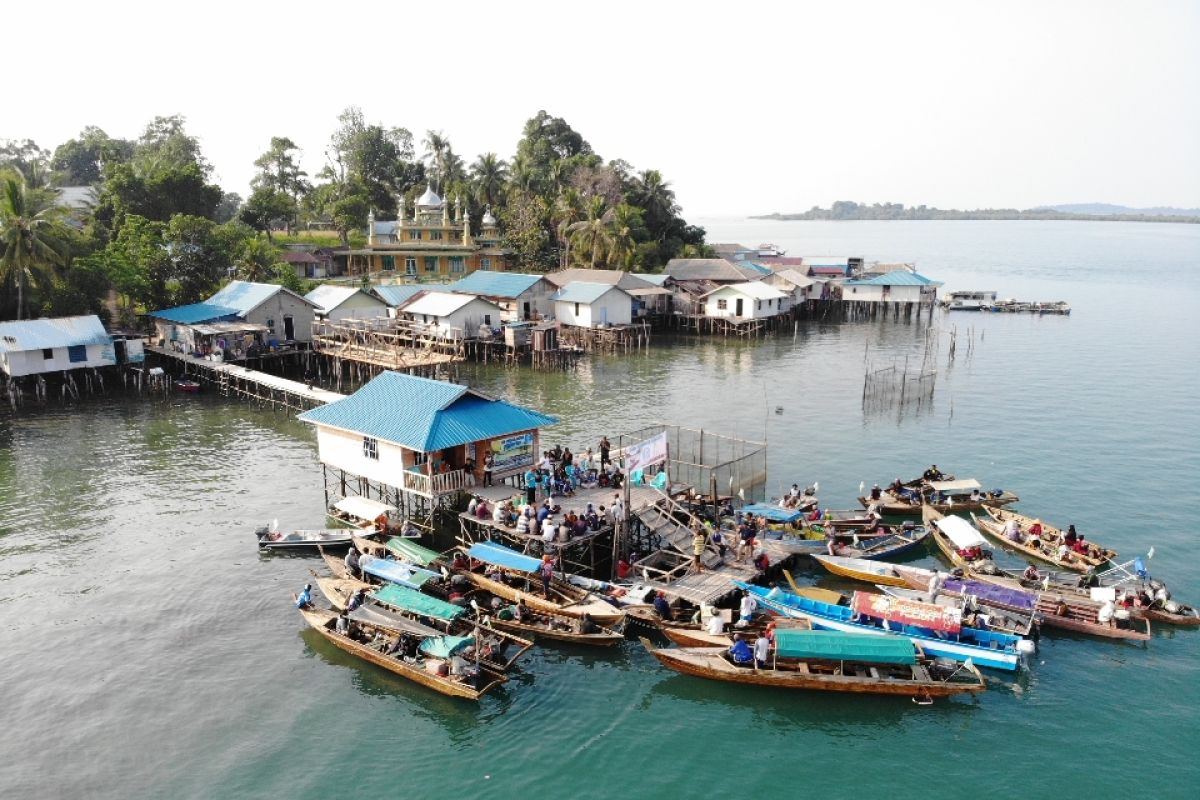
858,481,865,494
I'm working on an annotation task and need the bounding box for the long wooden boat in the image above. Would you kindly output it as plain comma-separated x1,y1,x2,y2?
811,554,916,587
977,507,1116,571
459,542,624,626
879,585,1036,637
922,506,997,572
737,581,1030,671
257,526,353,550
476,600,624,647
641,631,987,699
660,617,811,648
774,525,927,559
299,607,507,700
859,479,1018,516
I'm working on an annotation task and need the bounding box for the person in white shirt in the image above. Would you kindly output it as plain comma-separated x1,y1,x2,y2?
706,612,726,636
754,633,771,668
738,593,757,624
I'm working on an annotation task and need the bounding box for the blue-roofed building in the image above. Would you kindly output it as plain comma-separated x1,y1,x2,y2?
843,270,943,305
304,285,387,321
148,281,319,357
551,282,635,328
371,284,428,315
443,270,556,321
0,315,116,378
298,371,558,498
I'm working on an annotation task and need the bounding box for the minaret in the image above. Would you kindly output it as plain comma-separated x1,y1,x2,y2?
367,209,376,246
396,196,406,231
442,194,450,226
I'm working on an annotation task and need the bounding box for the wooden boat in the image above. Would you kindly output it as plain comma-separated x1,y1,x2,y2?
660,617,811,648
175,378,202,393
299,607,507,700
473,597,624,647
641,630,987,699
256,524,352,550
326,495,398,533
812,554,920,588
737,581,1031,672
977,507,1116,571
1142,605,1200,626
774,524,926,559
879,585,1036,637
459,542,623,626
859,479,1018,516
923,506,997,572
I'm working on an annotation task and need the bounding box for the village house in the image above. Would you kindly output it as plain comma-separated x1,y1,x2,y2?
803,256,865,279
304,285,388,322
551,282,635,328
339,187,509,279
841,270,943,305
0,315,119,378
371,285,427,318
297,371,558,500
396,291,505,339
701,282,791,320
443,270,556,322
764,268,819,303
665,258,768,284
149,280,318,357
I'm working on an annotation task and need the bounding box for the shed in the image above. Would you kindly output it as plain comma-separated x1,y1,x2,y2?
700,282,791,320
0,315,115,378
551,282,634,328
842,271,943,304
304,285,388,321
206,280,319,343
397,291,504,339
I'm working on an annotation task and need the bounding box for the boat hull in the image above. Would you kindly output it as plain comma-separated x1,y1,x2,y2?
463,572,624,626
811,555,913,587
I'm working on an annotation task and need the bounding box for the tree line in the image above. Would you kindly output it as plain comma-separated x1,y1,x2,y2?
754,200,1200,223
0,110,707,324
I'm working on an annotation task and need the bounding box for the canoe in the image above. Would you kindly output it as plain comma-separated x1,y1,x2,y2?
660,616,811,648
257,527,353,550
476,600,624,647
774,526,926,559
299,607,507,700
1034,593,1151,641
923,506,997,572
879,585,1037,637
812,554,922,587
859,478,1018,516
977,507,1116,571
737,581,1029,672
641,633,986,699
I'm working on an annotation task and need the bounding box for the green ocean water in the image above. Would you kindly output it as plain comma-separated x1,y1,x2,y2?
1,220,1197,799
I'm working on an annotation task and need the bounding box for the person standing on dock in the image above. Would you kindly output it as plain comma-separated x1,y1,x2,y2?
691,524,707,574
483,452,494,486
524,468,538,506
610,493,625,537
599,436,611,467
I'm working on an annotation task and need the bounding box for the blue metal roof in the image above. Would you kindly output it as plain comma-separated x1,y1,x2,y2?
445,270,544,298
0,315,111,353
636,274,669,286
742,262,774,275
148,302,241,324
551,282,623,304
372,285,426,307
298,371,558,451
845,270,943,287
206,280,314,314
466,542,544,574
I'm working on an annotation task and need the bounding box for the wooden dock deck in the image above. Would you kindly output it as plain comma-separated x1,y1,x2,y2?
147,347,344,410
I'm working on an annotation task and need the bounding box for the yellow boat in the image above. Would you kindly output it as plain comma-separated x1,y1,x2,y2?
811,554,914,587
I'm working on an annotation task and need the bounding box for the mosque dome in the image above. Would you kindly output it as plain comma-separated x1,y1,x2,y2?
416,185,443,207
481,207,497,226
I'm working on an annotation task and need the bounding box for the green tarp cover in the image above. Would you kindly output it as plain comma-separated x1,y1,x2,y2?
386,537,441,566
774,629,917,665
419,635,475,659
371,583,465,622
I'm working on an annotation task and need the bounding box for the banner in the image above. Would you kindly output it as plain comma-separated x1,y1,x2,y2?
490,433,535,472
851,591,962,634
625,431,668,472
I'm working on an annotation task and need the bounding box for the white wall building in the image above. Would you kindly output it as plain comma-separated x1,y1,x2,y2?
397,292,505,339
305,285,388,322
0,315,115,378
551,282,634,328
701,282,791,320
841,271,943,304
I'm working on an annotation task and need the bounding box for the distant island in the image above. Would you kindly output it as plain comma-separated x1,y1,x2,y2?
753,201,1200,224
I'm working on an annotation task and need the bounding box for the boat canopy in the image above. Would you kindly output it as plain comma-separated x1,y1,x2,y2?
360,555,438,589
386,537,441,566
945,578,1037,611
350,603,443,637
419,635,474,659
372,583,464,622
467,542,543,574
851,591,962,634
333,496,397,521
741,503,804,523
935,515,988,549
775,629,917,665
928,479,982,493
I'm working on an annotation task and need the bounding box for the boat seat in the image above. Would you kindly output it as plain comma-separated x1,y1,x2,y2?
912,665,931,682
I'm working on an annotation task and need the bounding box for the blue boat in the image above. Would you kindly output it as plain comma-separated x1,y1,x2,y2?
359,553,440,590
734,581,1030,672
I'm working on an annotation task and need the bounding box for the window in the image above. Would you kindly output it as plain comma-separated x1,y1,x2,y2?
430,230,443,241
42,348,54,360
449,256,465,273
484,314,492,326
757,300,762,310
412,451,428,466
68,345,87,363
409,230,423,241
574,302,580,316
266,318,275,331
382,256,396,271
481,257,492,269
405,257,417,275
717,299,727,310
425,256,438,272
363,436,379,460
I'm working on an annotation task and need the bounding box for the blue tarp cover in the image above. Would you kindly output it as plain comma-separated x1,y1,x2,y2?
361,556,438,589
467,542,544,574
944,579,1037,611
419,635,474,659
741,503,804,523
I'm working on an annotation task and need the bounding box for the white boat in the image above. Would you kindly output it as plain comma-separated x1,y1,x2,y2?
944,290,998,311
256,524,353,550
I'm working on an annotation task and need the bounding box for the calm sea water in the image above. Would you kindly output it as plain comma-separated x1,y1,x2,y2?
1,220,1198,798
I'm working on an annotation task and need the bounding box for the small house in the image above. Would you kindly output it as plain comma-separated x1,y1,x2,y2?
443,270,556,321
665,258,765,284
397,291,504,339
305,285,388,322
372,285,427,318
841,270,942,305
297,371,558,498
0,315,115,378
551,282,634,328
701,282,790,320
764,269,818,303
803,256,865,279
206,281,319,344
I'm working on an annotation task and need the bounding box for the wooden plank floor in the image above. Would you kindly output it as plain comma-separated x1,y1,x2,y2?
147,347,345,404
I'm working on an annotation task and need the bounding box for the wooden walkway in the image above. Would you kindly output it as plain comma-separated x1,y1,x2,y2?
147,347,343,410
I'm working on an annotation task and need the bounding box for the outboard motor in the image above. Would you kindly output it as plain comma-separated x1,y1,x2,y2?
1015,639,1037,656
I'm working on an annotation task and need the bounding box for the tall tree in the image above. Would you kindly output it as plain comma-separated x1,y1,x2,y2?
607,203,644,270
0,140,52,188
0,171,67,319
567,196,613,268
552,188,583,268
422,130,451,194
470,153,509,210
325,106,418,216
500,192,552,271
51,127,134,185
253,137,310,200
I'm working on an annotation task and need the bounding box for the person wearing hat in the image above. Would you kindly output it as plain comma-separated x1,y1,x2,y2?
653,591,674,621
869,483,882,501
295,583,314,610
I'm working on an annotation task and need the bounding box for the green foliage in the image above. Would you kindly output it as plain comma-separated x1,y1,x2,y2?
0,170,68,319
0,139,52,188
500,192,552,271
41,253,111,323
240,186,296,241
270,261,306,293
325,107,422,217
50,127,134,186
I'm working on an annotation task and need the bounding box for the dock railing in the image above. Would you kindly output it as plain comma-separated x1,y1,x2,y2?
401,468,471,498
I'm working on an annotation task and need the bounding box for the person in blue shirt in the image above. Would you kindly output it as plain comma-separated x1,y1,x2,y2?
296,583,314,610
729,637,754,666
653,591,674,621
524,469,538,505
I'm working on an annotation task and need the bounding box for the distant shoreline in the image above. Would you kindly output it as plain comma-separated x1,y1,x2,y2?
752,204,1200,224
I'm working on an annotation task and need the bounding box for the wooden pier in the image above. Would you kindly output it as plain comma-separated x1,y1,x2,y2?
147,346,343,411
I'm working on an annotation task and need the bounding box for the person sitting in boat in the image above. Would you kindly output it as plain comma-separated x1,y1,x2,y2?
1029,520,1044,538
729,636,754,667
1004,518,1022,543
890,477,905,494
1072,536,1089,555
1065,525,1079,546
579,612,599,635
807,507,823,522
706,609,726,636
296,584,314,610
969,488,983,503
653,591,674,621
335,614,350,635
752,544,770,572
345,548,362,579
738,592,758,625
451,553,470,572
515,506,532,535
870,484,882,501
923,465,943,481
1022,564,1041,583
1056,543,1073,563
1098,599,1116,628
347,588,367,612
616,557,632,579
754,633,771,669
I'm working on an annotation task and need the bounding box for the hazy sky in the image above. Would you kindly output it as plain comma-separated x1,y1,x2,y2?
8,1,1199,216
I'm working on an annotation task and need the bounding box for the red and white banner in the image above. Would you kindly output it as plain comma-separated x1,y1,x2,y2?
851,591,962,634
625,431,668,473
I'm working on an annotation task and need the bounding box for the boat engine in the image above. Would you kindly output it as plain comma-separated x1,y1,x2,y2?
1164,600,1182,614
1015,639,1037,656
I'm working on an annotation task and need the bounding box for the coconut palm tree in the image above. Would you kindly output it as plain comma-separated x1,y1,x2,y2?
607,203,643,270
566,196,613,268
422,130,451,193
0,171,66,319
632,169,679,236
235,237,281,282
553,188,583,268
470,153,509,210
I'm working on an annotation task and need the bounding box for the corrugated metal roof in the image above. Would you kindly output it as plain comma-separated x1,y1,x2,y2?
774,269,815,288
636,274,669,286
207,281,315,314
551,282,625,304
845,271,943,287
147,303,241,324
0,315,112,352
372,285,427,307
444,270,544,298
702,282,789,300
401,291,501,317
304,285,381,313
298,371,557,451
545,269,654,291
665,258,762,282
